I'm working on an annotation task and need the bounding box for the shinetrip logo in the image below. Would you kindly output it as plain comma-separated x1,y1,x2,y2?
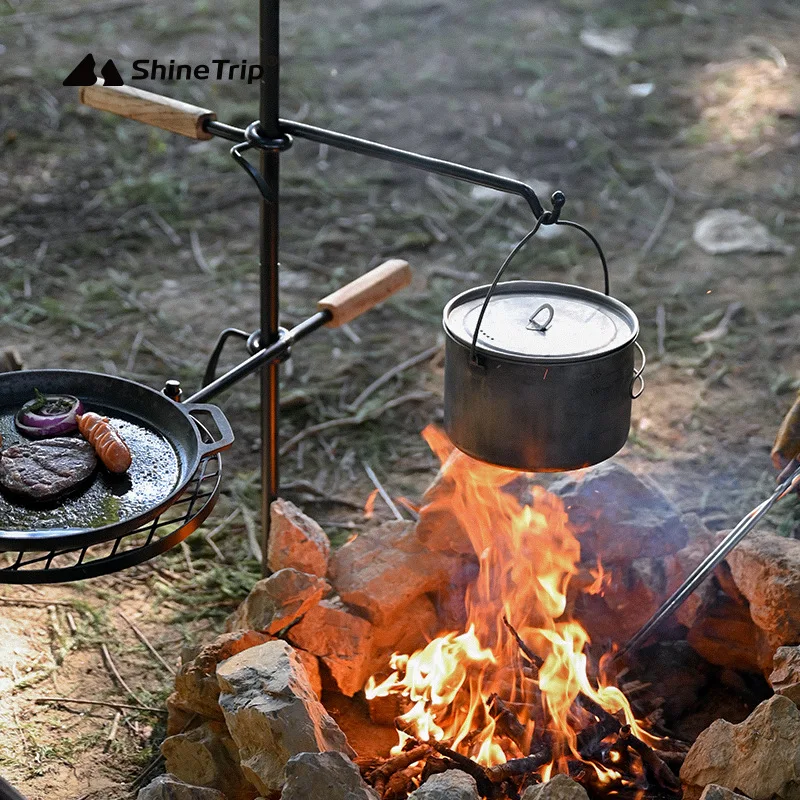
62,55,265,86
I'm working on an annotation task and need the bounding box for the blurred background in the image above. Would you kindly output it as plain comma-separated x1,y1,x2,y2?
0,0,799,795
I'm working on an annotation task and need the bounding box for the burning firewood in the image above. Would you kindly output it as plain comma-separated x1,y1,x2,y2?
485,749,553,783
575,695,622,758
382,761,426,800
502,616,544,671
367,744,433,795
426,740,496,797
614,725,681,792
488,693,529,750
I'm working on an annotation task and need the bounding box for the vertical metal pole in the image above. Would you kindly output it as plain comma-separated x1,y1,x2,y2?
259,0,280,574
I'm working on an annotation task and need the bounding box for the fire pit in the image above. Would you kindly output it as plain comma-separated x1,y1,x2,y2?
150,425,800,800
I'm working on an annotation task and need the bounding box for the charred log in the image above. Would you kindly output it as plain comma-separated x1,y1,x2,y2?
488,693,529,750
617,725,681,792
485,748,552,783
503,616,544,671
382,761,425,800
370,745,432,795
427,740,496,797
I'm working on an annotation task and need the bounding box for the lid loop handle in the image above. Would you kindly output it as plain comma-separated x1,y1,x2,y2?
469,192,611,367
527,303,554,332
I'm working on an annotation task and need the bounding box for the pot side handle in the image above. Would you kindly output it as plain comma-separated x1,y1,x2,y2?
182,402,236,459
631,341,646,399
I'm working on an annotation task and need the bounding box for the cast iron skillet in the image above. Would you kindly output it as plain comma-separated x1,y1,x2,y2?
0,369,233,550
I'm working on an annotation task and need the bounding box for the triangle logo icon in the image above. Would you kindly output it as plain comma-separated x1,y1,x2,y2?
100,59,125,86
63,53,98,86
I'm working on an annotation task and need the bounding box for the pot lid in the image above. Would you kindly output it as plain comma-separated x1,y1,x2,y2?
443,281,639,362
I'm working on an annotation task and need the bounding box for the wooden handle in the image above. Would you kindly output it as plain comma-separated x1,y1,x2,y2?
79,84,216,140
318,259,411,327
773,390,800,469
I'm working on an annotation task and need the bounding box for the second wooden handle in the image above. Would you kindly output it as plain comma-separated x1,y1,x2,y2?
773,390,800,469
318,259,411,327
79,84,216,140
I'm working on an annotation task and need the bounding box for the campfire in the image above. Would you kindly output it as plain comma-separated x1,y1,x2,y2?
357,426,679,798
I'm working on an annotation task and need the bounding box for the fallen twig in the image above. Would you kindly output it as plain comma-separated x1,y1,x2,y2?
640,192,675,257
104,712,122,752
35,697,166,714
190,229,213,274
240,504,263,563
0,596,78,608
347,344,441,412
180,540,196,576
100,644,140,704
118,611,176,676
281,480,363,510
279,391,432,456
363,461,405,521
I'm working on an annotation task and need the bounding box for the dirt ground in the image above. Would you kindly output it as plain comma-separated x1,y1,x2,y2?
1,0,799,796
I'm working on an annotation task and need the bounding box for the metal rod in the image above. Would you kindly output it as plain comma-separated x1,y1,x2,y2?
279,118,546,220
204,120,247,143
615,463,800,662
259,0,281,574
204,116,549,220
185,311,331,405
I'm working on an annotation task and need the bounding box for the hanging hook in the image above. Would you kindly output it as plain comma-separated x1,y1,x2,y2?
230,142,274,202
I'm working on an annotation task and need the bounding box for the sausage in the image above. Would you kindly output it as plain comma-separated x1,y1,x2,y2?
76,412,132,473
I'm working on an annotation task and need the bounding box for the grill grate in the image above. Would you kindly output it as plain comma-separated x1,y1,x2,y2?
0,430,222,584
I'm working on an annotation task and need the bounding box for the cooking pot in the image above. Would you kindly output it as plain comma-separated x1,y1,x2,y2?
442,219,645,472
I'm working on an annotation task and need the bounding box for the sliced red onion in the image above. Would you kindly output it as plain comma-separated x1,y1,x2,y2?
15,394,84,438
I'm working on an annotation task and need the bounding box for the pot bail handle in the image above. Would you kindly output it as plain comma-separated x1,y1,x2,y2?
469,192,611,366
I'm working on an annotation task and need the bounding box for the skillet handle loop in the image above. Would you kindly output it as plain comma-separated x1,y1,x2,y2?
631,341,646,399
182,402,235,459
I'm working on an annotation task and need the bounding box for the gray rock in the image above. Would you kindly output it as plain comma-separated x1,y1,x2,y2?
770,646,800,704
699,787,751,800
225,568,329,635
409,770,480,799
547,462,688,565
217,640,355,795
280,751,379,800
137,774,226,800
724,532,800,650
161,721,253,800
173,630,274,720
680,694,800,800
521,774,590,800
287,597,374,696
268,498,330,577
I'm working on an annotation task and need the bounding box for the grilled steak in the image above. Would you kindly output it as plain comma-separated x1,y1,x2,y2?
0,437,97,502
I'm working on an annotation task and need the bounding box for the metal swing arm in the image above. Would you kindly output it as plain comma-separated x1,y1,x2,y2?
79,84,558,221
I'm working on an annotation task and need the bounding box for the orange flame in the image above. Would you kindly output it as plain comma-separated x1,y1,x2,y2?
364,425,653,779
